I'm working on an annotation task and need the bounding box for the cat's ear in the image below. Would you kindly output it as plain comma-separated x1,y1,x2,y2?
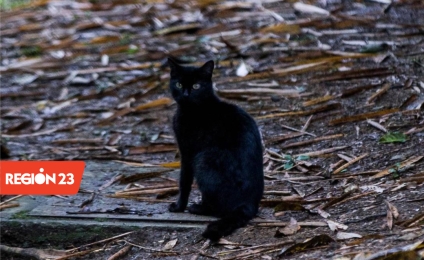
200,60,214,79
168,57,180,77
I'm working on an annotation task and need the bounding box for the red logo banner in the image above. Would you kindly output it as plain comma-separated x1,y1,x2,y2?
0,161,85,195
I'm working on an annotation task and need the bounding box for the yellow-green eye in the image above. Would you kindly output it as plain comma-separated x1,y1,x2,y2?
176,82,182,88
193,83,200,90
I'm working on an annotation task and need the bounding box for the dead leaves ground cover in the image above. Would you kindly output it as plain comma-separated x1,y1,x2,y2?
1,0,424,259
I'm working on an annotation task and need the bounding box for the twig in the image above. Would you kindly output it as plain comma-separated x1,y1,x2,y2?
223,247,282,260
114,187,179,196
359,240,423,260
257,221,327,227
263,190,292,195
258,103,341,120
53,195,69,200
366,82,390,104
282,134,343,149
260,197,331,206
337,154,353,162
66,231,134,253
294,146,348,157
2,124,69,138
330,160,346,172
265,149,286,159
400,212,424,227
99,174,123,191
329,108,399,125
338,170,380,177
304,186,323,198
117,184,177,193
80,192,95,208
124,240,178,253
198,251,219,259
404,126,424,135
301,115,313,131
265,132,305,145
0,203,19,210
107,245,132,260
320,191,355,210
57,248,105,260
217,88,300,96
216,240,294,259
302,95,338,107
370,156,423,179
106,195,174,203
332,153,368,174
0,245,66,260
331,191,375,208
0,195,23,206
367,119,387,132
280,123,316,137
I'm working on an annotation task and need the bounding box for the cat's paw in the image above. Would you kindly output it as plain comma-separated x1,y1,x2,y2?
169,202,185,212
188,203,206,215
188,203,214,216
202,223,222,241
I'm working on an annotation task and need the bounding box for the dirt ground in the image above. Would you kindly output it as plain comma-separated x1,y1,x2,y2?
1,0,424,259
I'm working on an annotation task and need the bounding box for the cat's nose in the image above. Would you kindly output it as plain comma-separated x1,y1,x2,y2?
183,89,189,96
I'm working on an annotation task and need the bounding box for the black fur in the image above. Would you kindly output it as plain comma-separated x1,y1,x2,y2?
167,58,264,241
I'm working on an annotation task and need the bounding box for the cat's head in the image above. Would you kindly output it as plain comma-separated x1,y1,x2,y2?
168,58,216,105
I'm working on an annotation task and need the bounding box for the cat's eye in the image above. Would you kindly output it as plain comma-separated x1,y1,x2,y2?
192,83,200,90
176,82,182,89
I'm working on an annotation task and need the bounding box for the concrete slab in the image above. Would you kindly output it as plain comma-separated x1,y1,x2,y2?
1,160,216,230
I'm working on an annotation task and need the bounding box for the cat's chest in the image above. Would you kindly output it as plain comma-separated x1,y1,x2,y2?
172,108,226,150
173,112,213,137
172,104,244,151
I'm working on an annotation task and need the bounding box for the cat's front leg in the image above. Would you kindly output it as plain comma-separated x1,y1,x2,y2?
169,161,193,212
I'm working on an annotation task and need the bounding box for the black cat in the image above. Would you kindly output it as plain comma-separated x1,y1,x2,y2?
167,58,264,241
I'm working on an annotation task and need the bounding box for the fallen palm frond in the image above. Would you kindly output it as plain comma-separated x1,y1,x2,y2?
370,156,423,179
329,108,399,125
294,146,348,157
332,153,368,174
0,245,67,260
282,134,344,149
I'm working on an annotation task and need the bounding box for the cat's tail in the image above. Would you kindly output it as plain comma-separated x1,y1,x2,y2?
202,207,253,241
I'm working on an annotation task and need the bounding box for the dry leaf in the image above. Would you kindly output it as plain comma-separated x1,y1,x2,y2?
385,200,399,219
360,185,384,193
293,2,330,16
162,239,178,251
327,220,348,231
387,208,393,230
316,208,331,219
276,218,301,236
367,119,387,132
336,232,362,240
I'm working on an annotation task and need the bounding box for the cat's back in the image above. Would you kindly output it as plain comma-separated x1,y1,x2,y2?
194,101,264,201
174,100,255,131
215,101,260,140
173,99,262,156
